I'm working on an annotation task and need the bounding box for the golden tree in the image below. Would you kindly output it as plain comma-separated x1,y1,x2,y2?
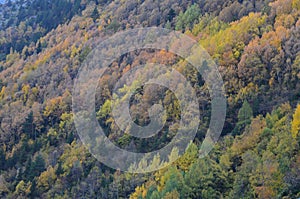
292,104,300,138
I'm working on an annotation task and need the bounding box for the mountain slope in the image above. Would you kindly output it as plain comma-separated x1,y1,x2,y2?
0,0,299,198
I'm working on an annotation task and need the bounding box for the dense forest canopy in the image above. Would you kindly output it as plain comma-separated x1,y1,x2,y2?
0,0,299,198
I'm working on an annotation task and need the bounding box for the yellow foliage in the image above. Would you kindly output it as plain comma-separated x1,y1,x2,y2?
63,65,69,73
25,36,71,72
44,97,63,117
259,28,283,50
59,113,73,129
15,180,31,196
255,186,276,199
275,14,295,29
200,13,266,56
70,44,80,58
292,0,300,9
37,166,57,191
22,84,30,94
31,87,39,96
130,184,147,199
0,86,6,99
59,142,88,175
22,84,30,102
235,82,258,103
291,104,300,138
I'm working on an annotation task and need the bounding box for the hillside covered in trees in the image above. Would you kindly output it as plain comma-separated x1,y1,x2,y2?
0,0,300,198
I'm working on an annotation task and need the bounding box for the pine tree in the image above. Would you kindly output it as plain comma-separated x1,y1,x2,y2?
150,191,161,199
24,157,33,180
238,100,253,123
232,100,253,136
0,148,6,170
22,111,34,139
55,161,64,176
32,154,45,178
91,7,99,22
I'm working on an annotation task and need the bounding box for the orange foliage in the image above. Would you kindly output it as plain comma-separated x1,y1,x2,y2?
231,117,266,155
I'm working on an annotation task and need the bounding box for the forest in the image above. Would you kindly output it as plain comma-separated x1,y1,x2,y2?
0,0,299,198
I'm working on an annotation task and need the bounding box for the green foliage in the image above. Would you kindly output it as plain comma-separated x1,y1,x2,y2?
176,142,198,171
97,99,112,120
24,154,45,182
186,157,228,198
161,167,184,197
232,100,253,136
238,100,253,122
105,19,120,33
1,0,300,198
78,46,92,63
192,15,229,36
132,105,300,198
175,4,201,31
149,191,160,199
0,0,86,56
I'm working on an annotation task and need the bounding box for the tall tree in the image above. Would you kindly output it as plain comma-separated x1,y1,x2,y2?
232,100,253,135
292,104,300,139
